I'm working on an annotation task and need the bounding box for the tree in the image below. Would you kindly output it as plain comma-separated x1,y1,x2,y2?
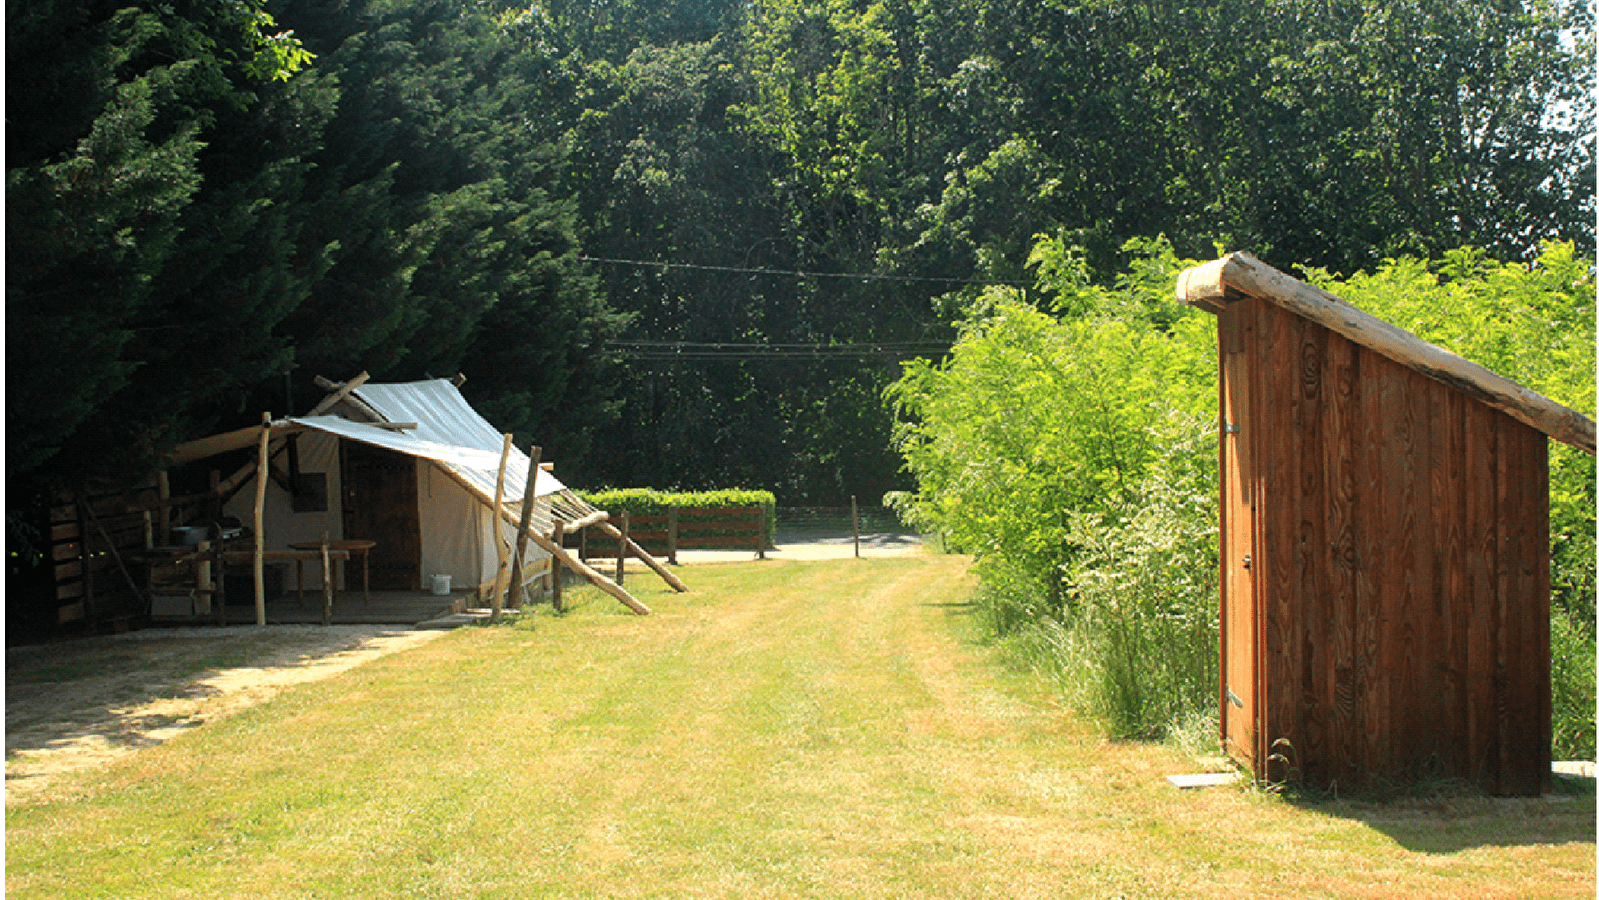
7,0,319,484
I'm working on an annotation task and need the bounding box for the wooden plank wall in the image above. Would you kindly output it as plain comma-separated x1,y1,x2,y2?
1231,297,1551,796
46,481,216,629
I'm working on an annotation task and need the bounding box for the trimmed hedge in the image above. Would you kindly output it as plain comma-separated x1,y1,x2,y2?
581,488,777,544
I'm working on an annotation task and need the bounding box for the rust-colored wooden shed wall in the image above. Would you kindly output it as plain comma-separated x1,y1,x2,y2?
1216,295,1551,796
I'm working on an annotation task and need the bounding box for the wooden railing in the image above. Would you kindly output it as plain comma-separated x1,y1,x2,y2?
572,506,771,564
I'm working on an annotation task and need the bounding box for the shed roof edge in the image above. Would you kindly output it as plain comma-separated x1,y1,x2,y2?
1177,252,1596,455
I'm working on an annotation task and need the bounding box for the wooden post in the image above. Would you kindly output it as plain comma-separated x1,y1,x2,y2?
212,535,227,625
593,520,689,592
505,444,543,610
551,520,565,613
615,512,629,584
528,528,649,615
253,411,270,626
196,537,212,617
852,495,860,559
489,433,513,621
143,511,154,551
668,507,679,566
155,469,170,540
320,531,333,626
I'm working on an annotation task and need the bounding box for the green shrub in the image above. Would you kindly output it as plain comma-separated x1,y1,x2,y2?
1059,418,1219,739
1551,609,1597,761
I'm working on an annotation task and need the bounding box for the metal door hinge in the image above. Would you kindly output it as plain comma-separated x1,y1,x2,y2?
1223,421,1240,434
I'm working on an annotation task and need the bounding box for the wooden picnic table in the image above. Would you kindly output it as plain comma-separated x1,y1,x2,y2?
288,539,377,604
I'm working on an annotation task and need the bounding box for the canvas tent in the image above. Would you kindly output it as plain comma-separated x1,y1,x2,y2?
166,373,681,622
213,377,566,596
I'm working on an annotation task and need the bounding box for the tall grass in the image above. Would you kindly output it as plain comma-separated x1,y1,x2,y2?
989,421,1220,743
1551,610,1597,760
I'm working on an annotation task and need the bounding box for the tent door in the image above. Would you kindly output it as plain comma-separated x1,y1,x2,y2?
342,442,422,591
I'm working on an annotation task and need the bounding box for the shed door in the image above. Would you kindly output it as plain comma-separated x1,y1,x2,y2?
342,442,422,591
1218,305,1260,771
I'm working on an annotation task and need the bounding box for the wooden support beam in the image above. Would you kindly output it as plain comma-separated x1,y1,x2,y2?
489,433,512,619
527,527,650,615
506,444,543,610
168,424,270,465
307,371,371,417
593,520,689,593
254,411,270,626
562,509,609,532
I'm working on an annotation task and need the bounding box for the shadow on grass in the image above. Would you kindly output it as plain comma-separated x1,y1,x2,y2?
1279,774,1596,854
4,628,406,762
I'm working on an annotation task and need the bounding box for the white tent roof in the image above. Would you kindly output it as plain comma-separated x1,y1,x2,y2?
289,379,565,501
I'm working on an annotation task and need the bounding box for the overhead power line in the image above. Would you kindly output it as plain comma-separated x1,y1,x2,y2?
578,255,1030,287
610,340,951,361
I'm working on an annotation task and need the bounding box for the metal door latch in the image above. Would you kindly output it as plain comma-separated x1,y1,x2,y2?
1226,688,1244,708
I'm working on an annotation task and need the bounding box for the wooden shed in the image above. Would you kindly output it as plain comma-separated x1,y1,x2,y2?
1177,253,1596,796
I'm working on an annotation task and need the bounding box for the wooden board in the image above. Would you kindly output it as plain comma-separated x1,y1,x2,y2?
1219,297,1554,794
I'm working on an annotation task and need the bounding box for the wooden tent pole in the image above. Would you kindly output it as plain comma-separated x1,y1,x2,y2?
202,371,372,501
307,371,372,417
489,433,513,620
254,411,270,626
506,444,543,609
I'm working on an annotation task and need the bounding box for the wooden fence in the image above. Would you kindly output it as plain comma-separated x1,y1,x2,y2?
571,506,771,564
43,477,217,628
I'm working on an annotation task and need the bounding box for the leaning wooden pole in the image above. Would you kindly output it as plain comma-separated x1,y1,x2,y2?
527,529,650,615
253,411,271,626
505,444,543,610
489,433,513,620
593,520,689,593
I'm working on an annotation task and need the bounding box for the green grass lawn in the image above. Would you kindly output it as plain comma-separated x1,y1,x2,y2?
6,556,1594,899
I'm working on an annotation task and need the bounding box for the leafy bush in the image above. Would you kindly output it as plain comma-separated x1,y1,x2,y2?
890,237,1220,738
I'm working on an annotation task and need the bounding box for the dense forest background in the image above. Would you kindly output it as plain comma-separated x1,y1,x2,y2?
8,0,1594,513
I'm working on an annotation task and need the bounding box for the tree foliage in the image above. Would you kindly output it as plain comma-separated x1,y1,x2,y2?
6,0,1592,540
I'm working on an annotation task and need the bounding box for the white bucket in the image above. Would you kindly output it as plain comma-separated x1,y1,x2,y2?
430,574,452,596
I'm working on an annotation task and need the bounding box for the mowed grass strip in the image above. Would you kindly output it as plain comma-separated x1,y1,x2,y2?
6,555,1594,899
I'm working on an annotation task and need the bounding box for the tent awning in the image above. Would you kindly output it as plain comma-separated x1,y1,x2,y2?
289,415,566,498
